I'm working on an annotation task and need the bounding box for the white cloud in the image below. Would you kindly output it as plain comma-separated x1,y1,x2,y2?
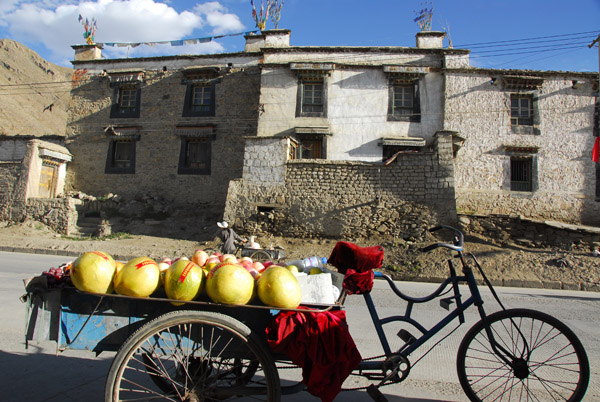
194,1,244,35
1,0,245,65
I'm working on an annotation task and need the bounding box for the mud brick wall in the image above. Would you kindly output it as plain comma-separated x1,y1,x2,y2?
225,133,457,240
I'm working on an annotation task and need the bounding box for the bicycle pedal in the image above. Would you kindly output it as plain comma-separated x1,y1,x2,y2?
440,297,454,311
366,384,389,402
397,329,416,345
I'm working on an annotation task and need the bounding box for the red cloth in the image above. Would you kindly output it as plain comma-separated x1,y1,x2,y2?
265,307,362,402
328,241,384,294
593,137,600,163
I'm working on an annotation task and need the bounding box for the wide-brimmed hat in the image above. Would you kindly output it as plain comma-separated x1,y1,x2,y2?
217,221,229,228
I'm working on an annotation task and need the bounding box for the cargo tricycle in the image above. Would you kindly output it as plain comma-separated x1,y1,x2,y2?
23,226,590,401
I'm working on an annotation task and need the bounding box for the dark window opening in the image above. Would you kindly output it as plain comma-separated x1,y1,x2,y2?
293,135,324,159
106,138,136,174
178,137,212,175
511,157,532,192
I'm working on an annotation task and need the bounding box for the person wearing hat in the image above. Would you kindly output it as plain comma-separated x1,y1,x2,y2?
215,221,246,254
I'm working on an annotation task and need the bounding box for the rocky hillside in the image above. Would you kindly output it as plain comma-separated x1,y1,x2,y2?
0,39,72,137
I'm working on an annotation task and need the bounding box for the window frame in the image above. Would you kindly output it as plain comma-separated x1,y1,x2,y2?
510,93,533,126
387,78,421,122
177,136,213,175
110,84,142,118
296,76,327,118
510,157,533,192
182,82,216,117
294,134,325,159
105,137,137,174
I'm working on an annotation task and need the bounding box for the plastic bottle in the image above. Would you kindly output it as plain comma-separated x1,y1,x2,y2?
285,256,327,272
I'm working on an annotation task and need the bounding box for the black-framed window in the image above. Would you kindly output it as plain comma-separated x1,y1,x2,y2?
296,76,327,117
182,83,216,117
388,80,421,122
510,94,533,126
510,157,533,192
178,137,212,175
110,85,141,118
105,138,136,174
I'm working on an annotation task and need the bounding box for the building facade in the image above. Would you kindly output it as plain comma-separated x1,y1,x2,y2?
65,30,600,239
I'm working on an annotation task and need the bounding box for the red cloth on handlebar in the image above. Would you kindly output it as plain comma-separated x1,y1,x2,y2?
265,307,362,402
328,241,384,294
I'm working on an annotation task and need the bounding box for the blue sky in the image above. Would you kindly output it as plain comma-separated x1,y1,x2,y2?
0,0,599,72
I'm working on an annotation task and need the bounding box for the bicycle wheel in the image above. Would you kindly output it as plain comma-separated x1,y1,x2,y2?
250,250,272,262
105,310,281,402
457,308,589,402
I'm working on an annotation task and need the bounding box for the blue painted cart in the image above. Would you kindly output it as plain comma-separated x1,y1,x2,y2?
24,285,321,402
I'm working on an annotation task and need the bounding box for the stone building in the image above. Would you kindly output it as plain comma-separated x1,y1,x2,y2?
444,69,599,226
0,135,75,232
65,30,599,240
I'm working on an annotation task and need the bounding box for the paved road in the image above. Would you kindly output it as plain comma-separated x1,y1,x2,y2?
1,251,598,401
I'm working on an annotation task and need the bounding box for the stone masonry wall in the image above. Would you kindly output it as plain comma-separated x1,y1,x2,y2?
445,71,600,226
66,65,260,209
0,162,21,220
23,197,80,235
225,132,457,240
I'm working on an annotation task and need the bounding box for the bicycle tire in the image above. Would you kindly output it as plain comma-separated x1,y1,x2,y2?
250,250,272,262
456,308,589,402
105,310,281,402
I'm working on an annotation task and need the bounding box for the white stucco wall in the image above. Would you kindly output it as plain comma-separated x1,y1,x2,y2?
257,50,446,162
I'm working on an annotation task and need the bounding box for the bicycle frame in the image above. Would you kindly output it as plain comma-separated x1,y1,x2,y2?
357,254,487,372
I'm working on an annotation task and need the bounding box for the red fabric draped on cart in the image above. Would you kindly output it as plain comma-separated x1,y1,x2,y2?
328,241,384,294
265,307,362,402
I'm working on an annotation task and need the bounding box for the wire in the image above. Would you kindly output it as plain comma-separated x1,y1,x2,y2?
456,30,600,48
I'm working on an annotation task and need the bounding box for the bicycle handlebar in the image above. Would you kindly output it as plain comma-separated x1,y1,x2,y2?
419,225,464,253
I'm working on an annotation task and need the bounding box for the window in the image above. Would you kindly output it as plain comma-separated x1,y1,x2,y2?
511,94,533,126
110,85,141,118
183,83,216,117
105,138,136,174
296,76,327,117
510,157,532,192
388,80,421,122
178,137,212,175
295,135,323,159
302,80,323,114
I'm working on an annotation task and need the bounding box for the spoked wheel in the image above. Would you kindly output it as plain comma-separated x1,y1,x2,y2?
105,311,280,401
457,308,589,401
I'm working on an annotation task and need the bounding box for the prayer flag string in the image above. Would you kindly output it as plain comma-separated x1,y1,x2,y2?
97,30,259,48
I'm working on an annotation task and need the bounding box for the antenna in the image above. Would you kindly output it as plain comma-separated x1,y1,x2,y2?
442,20,453,48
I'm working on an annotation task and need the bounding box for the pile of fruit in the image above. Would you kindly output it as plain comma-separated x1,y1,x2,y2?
66,249,303,309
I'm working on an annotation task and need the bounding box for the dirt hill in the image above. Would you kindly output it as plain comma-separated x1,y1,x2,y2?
0,39,72,137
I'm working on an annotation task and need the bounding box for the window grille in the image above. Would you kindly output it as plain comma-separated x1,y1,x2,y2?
511,157,532,191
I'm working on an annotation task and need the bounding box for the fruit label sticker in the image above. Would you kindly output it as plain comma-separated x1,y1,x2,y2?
179,262,194,283
135,260,155,270
92,251,109,261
